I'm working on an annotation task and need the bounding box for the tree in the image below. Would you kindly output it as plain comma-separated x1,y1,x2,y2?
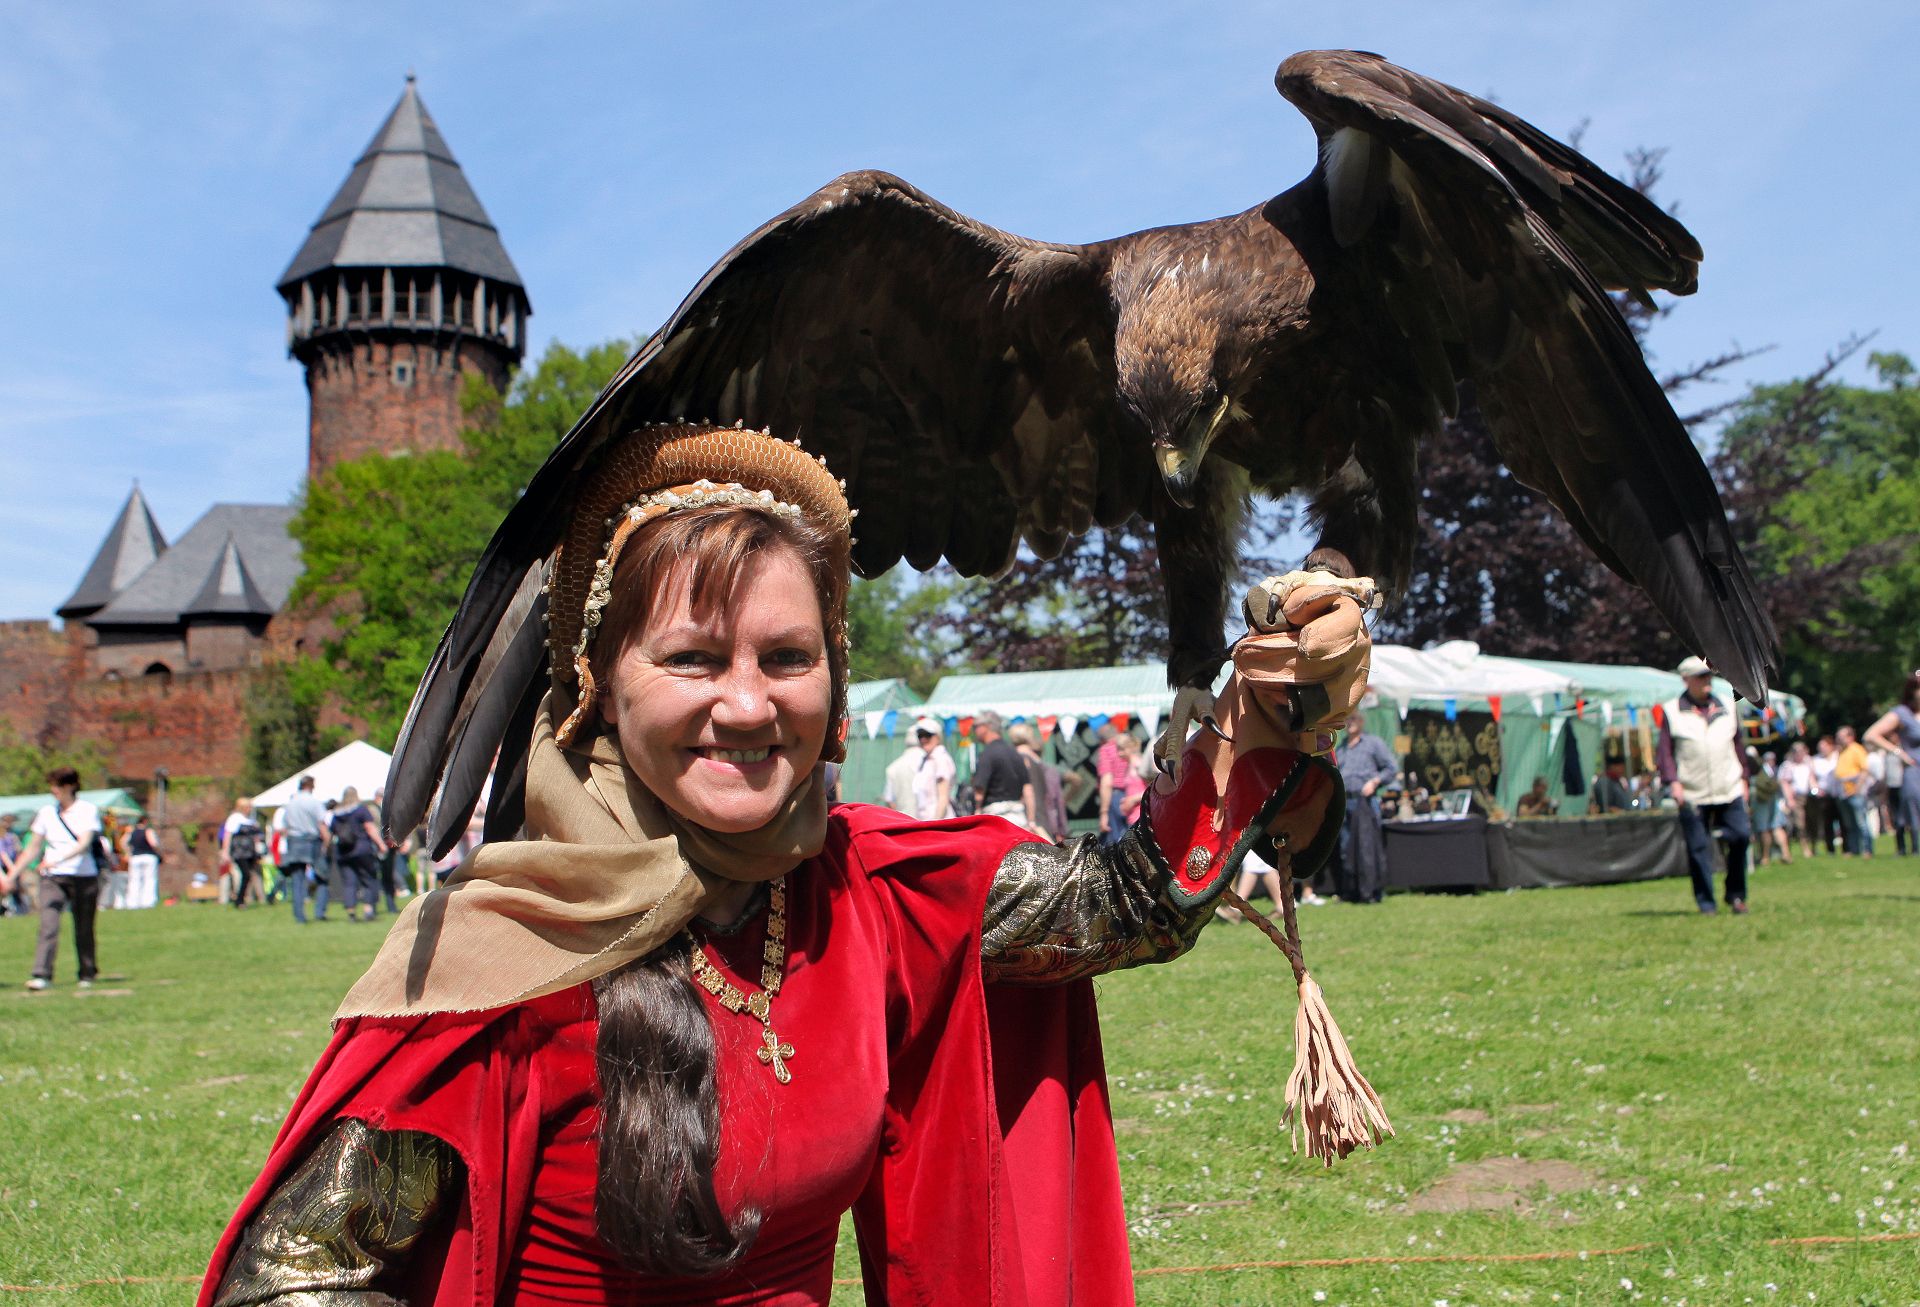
0,725,111,797
926,501,1296,674
240,662,350,792
1710,348,1920,729
290,340,632,743
845,570,962,695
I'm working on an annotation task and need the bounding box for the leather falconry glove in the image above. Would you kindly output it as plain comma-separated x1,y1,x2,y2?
1147,569,1393,1165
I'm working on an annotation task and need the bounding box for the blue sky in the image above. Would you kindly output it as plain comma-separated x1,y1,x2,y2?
2,0,1912,621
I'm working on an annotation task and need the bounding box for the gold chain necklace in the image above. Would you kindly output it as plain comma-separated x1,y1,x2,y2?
687,877,794,1084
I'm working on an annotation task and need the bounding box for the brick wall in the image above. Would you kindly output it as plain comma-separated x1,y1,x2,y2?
305,335,511,477
0,620,70,746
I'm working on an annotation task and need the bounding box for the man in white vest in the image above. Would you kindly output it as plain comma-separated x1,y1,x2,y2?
1655,656,1753,914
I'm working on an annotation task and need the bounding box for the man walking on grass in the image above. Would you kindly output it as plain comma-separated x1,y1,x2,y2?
1657,657,1753,915
280,775,331,924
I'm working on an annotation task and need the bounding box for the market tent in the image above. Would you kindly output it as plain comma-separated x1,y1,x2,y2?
839,679,929,805
0,787,143,825
1498,656,1807,728
252,740,392,809
920,663,1219,736
1366,642,1576,710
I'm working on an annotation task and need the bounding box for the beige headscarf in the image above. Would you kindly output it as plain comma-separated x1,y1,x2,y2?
337,424,850,1020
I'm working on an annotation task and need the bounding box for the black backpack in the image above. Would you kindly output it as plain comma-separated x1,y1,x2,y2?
331,811,362,858
228,821,260,863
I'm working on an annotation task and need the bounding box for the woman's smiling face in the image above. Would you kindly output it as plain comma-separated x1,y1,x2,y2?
601,543,831,833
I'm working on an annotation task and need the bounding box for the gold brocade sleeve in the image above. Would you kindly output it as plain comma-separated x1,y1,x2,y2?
212,1118,462,1307
980,824,1205,986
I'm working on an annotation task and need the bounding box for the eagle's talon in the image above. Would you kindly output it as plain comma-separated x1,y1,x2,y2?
1158,687,1217,770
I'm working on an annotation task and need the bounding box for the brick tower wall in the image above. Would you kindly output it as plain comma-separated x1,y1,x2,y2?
305,336,512,478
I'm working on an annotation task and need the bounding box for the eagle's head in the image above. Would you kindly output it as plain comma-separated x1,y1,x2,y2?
1112,250,1252,508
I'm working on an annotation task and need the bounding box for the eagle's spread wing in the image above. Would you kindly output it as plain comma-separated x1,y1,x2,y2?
389,172,1131,846
1276,51,1775,701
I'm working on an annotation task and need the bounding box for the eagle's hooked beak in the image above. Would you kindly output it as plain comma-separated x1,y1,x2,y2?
1154,394,1233,509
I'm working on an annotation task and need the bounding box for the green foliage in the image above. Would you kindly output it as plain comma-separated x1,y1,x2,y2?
845,569,961,694
290,340,632,743
0,723,112,796
1712,350,1920,729
240,662,350,792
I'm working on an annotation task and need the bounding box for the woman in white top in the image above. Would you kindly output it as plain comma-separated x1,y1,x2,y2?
1810,737,1841,855
14,766,102,990
1777,741,1816,859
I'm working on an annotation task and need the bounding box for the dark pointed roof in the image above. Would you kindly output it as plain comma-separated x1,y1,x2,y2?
91,505,300,627
181,533,273,619
278,76,524,290
57,485,167,619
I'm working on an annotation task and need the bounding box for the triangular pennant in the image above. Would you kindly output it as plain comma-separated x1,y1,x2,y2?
1528,693,1545,717
864,710,886,740
1058,714,1079,741
1139,705,1161,738
1111,712,1131,733
1038,714,1058,738
1601,701,1614,725
1488,695,1502,723
1443,698,1458,722
881,709,899,738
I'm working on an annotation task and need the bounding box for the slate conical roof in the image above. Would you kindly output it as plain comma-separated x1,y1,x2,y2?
182,533,272,619
278,76,524,290
57,485,167,619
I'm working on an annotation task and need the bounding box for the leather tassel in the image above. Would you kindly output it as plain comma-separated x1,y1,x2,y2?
1283,969,1393,1165
1223,883,1394,1165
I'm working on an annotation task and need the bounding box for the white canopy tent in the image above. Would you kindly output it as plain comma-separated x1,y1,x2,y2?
1363,641,1578,712
252,739,393,809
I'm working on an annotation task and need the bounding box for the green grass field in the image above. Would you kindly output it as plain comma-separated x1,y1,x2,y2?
3,849,1917,1304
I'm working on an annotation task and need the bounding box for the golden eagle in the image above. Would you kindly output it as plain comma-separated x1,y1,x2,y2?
387,50,1776,849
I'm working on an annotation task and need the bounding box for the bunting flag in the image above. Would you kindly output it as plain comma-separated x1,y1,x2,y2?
864,710,886,740
957,715,975,742
1575,697,1586,720
1626,705,1638,726
1038,714,1058,738
1488,695,1503,723
1139,705,1161,738
1395,696,1411,722
881,709,899,738
1058,714,1079,741
943,716,959,739
1088,713,1110,733
1650,703,1667,728
1529,693,1545,717
1443,698,1458,722
1601,701,1614,726
1111,712,1131,733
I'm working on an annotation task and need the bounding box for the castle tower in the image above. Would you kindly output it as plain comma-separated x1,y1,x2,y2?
278,76,531,479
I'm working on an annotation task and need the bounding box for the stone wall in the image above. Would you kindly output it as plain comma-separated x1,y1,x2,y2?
0,619,71,746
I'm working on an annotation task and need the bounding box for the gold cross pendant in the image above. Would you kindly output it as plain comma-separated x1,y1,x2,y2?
757,1025,795,1084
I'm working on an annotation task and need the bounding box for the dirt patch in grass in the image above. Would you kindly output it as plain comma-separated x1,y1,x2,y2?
196,1074,249,1088
1441,1108,1492,1123
1405,1156,1595,1214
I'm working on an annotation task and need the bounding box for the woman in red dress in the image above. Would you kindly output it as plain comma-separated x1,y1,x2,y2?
201,424,1343,1306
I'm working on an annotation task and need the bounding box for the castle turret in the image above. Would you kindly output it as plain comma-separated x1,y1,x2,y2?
57,484,167,623
278,76,531,479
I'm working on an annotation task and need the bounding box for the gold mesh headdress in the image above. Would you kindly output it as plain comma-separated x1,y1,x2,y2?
546,422,855,756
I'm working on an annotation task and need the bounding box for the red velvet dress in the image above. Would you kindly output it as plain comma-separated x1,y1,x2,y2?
200,805,1133,1306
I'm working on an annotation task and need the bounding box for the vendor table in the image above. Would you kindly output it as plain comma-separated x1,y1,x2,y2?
1382,815,1491,889
1485,812,1686,889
